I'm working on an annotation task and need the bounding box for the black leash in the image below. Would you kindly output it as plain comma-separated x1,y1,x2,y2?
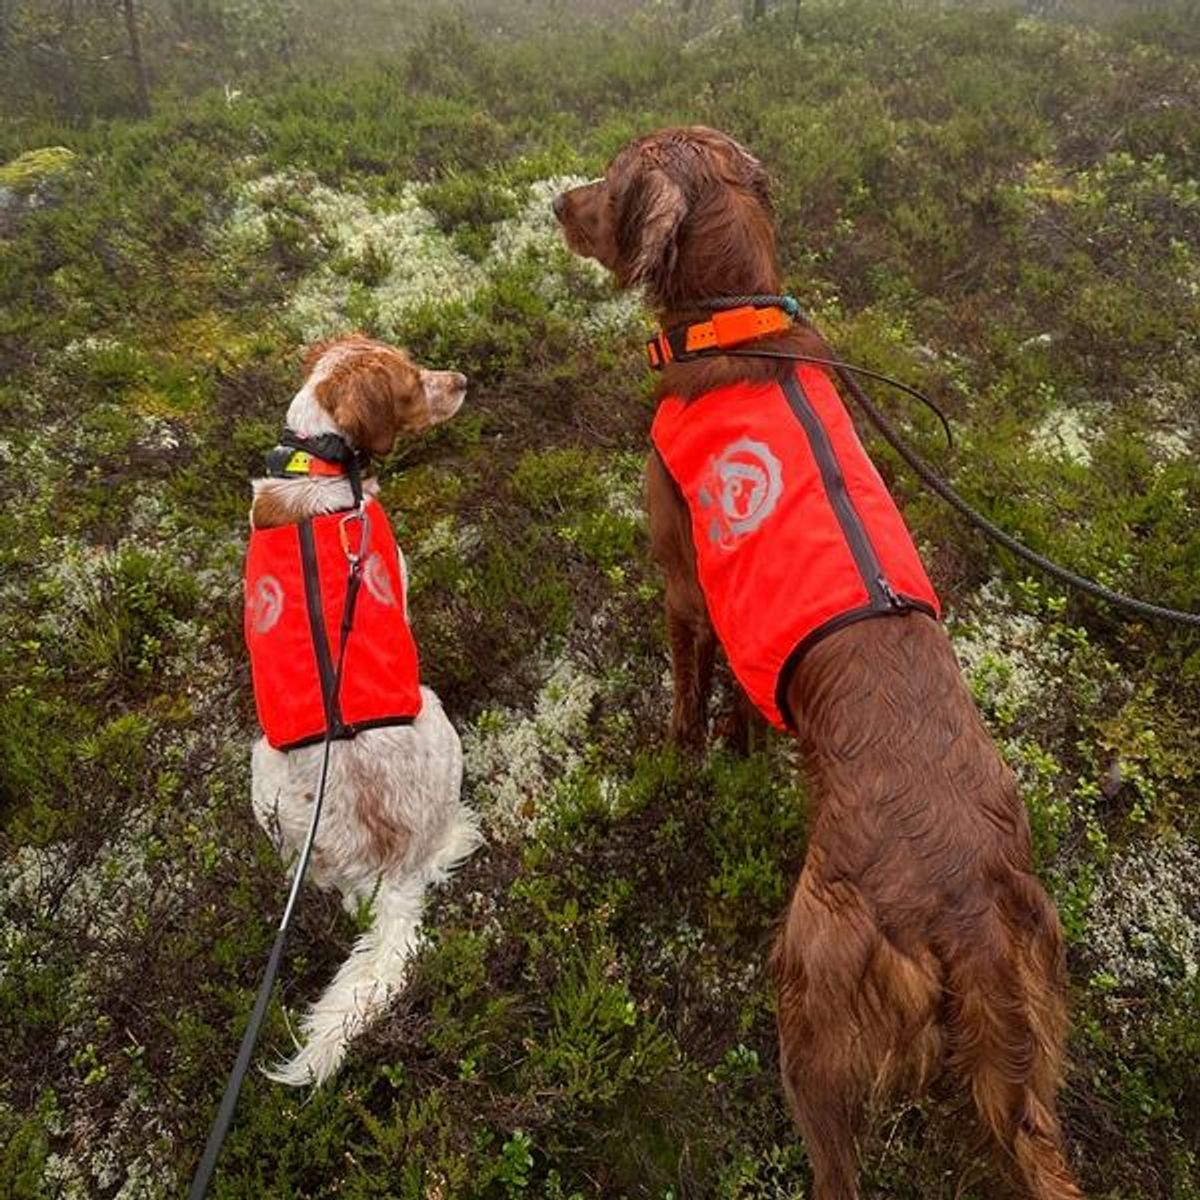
188,491,370,1198
694,295,1200,629
758,351,953,450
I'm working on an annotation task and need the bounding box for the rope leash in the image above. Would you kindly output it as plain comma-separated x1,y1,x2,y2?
188,502,369,1199
728,349,1200,627
696,295,1200,628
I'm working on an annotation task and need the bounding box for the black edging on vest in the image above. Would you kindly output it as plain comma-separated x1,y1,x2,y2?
772,374,936,730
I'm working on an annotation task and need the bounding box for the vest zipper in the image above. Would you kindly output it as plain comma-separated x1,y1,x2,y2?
781,374,901,611
877,574,908,609
298,518,344,734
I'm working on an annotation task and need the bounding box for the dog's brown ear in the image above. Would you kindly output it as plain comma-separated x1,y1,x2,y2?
620,166,687,293
317,362,400,455
735,145,772,212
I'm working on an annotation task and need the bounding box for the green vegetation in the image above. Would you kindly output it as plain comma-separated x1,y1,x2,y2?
1,1,1198,1196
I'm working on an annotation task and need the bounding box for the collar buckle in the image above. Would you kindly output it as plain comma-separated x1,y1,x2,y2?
646,303,794,371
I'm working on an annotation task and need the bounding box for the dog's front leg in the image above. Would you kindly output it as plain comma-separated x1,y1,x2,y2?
647,452,715,752
664,594,715,751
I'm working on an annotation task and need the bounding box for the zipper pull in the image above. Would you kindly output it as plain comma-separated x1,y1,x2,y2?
878,575,907,609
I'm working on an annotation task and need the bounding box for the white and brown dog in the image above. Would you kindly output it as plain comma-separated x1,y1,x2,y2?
246,333,481,1087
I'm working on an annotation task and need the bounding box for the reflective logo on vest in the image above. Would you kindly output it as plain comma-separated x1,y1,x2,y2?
698,437,783,548
248,575,285,635
363,551,397,607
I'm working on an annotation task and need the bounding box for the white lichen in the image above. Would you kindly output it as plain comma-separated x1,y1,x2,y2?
1134,372,1197,464
0,808,158,960
57,334,128,364
598,452,648,524
950,579,1071,723
42,1152,90,1199
1029,405,1095,467
488,176,582,269
216,171,484,342
215,170,643,345
1086,836,1200,996
408,513,484,573
462,654,602,838
488,175,644,333
28,1091,175,1200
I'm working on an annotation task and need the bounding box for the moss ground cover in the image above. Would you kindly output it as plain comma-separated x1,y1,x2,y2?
1,1,1198,1195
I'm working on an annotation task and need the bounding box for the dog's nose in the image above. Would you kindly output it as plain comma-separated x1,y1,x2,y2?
552,192,567,221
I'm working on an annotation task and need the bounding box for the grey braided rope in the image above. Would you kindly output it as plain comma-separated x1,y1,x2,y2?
695,297,1200,627
833,365,1200,627
702,293,807,315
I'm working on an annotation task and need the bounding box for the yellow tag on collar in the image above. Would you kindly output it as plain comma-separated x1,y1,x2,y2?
285,450,312,474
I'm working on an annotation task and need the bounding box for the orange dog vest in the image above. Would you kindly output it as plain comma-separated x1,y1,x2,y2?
651,365,940,730
244,498,422,750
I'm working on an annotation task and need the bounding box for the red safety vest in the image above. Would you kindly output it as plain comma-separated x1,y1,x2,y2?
244,498,422,750
651,365,940,730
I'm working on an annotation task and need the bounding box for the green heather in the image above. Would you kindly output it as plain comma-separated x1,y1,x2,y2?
1,1,1198,1196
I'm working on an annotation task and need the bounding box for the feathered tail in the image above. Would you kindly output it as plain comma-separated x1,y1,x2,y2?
264,813,481,1087
941,881,1084,1200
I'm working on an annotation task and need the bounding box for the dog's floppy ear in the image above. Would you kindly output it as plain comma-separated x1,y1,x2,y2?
318,361,400,455
620,165,687,293
735,144,772,212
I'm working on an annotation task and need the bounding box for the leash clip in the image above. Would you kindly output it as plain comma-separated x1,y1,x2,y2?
339,502,370,565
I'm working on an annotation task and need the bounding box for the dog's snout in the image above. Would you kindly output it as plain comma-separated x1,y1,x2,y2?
552,191,567,221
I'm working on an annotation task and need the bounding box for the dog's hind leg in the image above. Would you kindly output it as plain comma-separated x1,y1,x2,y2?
776,983,863,1200
646,450,717,752
773,870,942,1200
715,688,764,756
664,590,716,752
940,875,1083,1200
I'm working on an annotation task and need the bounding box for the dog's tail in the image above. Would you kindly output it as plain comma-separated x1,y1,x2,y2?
264,812,481,1088
940,874,1084,1200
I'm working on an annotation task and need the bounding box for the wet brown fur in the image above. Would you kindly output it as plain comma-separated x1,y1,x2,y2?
557,127,1084,1200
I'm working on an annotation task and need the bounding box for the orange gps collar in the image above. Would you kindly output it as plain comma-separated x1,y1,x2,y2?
647,304,794,370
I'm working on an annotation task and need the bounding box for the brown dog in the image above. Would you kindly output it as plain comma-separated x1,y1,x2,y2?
555,128,1083,1200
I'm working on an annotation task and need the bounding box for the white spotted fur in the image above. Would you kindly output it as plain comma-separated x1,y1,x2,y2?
249,339,479,1087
